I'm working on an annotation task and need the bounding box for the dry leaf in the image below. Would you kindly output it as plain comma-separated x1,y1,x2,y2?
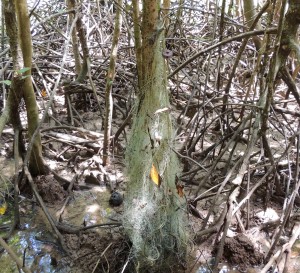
175,176,184,198
176,184,184,198
150,164,161,187
41,89,47,97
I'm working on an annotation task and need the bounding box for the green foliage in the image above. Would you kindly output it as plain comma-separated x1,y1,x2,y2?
17,67,30,74
20,75,30,80
0,80,11,86
0,67,30,86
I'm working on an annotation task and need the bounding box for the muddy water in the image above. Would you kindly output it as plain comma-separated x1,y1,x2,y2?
0,186,117,273
0,229,66,273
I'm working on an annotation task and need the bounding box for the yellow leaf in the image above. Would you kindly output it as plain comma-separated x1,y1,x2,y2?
150,164,161,187
41,89,47,97
0,200,7,215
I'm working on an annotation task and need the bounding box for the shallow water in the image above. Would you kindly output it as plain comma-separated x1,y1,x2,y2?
0,186,115,273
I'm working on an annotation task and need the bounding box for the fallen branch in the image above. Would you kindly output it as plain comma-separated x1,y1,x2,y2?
260,223,300,273
24,166,69,254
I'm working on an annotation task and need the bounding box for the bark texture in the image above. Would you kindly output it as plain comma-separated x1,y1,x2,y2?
14,0,45,175
123,1,187,272
102,0,122,165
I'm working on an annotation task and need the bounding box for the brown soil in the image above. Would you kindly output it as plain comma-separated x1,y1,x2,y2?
223,234,263,270
32,173,130,272
64,230,130,273
35,174,66,203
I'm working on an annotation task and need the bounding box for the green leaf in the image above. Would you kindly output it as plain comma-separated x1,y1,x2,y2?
18,67,30,74
0,80,11,86
21,75,30,80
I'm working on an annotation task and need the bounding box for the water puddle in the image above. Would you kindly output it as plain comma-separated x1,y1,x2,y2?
0,186,116,273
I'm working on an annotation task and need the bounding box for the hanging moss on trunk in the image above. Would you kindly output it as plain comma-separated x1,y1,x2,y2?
123,27,188,273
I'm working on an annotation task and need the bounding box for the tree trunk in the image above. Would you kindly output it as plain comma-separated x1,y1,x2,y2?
123,1,187,272
132,0,142,88
102,0,122,166
0,0,23,137
14,0,46,175
67,0,82,75
72,0,90,83
243,0,262,50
